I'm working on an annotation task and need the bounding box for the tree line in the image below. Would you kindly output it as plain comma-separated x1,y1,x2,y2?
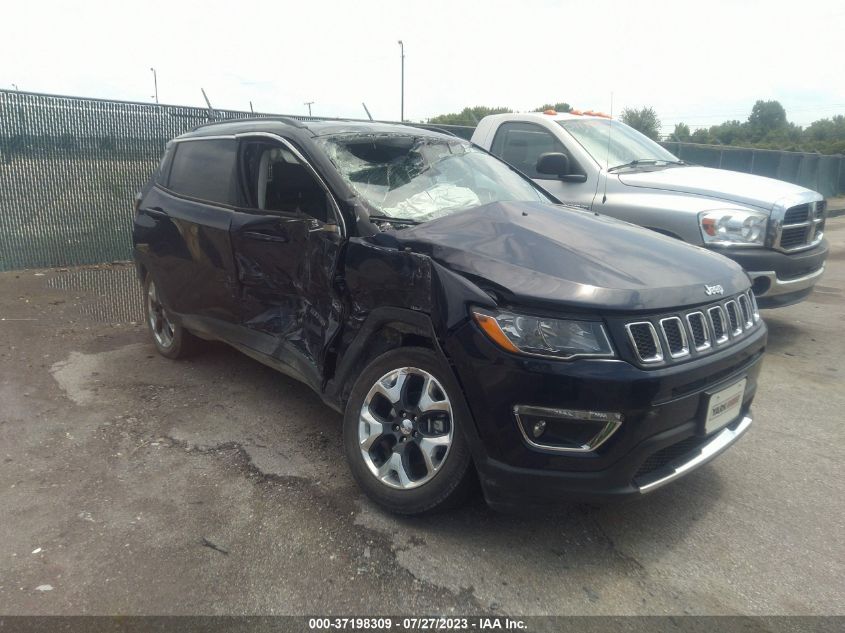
428,103,572,126
427,100,845,155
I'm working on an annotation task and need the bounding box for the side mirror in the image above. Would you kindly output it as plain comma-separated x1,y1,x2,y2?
536,152,587,183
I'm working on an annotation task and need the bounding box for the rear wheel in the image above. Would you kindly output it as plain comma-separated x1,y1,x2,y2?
343,347,476,514
143,274,199,359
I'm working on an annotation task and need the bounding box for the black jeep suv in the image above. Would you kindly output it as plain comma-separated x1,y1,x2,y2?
133,118,766,514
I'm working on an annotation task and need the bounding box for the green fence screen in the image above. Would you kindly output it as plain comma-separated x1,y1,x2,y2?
0,89,474,271
0,88,841,271
0,90,289,271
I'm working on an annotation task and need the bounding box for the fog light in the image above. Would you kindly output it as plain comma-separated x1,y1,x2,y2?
513,406,623,453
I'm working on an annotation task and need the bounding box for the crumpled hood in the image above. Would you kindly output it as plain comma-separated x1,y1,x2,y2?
617,165,814,211
391,201,749,312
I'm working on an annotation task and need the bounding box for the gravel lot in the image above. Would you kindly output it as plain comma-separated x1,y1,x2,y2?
0,219,843,617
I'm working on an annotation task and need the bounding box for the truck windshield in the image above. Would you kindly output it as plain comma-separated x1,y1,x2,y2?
317,133,550,223
558,119,680,170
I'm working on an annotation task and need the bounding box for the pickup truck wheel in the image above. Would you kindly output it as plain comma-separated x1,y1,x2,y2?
343,347,476,515
143,274,199,359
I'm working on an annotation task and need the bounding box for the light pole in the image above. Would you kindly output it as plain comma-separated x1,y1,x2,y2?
304,101,314,116
150,67,158,104
12,83,19,91
397,40,404,122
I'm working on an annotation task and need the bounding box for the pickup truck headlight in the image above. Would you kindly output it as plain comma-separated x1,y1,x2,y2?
699,209,767,246
472,309,614,359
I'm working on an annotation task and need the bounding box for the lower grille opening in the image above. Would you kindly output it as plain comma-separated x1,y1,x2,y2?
634,436,707,479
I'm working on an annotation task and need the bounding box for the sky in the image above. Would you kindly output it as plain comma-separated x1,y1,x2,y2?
2,0,843,134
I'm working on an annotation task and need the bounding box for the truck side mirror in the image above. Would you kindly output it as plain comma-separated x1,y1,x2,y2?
537,152,570,176
536,152,588,183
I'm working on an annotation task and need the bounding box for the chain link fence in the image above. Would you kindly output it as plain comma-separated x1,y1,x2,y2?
0,89,474,271
0,90,289,271
0,88,840,271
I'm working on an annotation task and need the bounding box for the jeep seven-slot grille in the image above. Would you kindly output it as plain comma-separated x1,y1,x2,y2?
660,318,687,357
709,306,727,342
626,323,661,362
686,312,709,350
623,291,761,367
725,300,741,334
737,294,752,327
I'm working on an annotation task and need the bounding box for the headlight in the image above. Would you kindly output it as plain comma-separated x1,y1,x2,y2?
472,308,614,359
699,209,767,246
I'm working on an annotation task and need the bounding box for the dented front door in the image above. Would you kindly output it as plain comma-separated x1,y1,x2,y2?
229,210,342,390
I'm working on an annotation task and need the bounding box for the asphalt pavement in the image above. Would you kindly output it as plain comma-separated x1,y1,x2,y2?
0,220,843,616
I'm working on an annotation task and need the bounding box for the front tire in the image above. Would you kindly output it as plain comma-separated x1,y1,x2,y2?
343,347,476,515
143,274,199,359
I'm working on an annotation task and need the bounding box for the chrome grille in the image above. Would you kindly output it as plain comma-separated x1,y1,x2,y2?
783,204,809,224
725,300,742,335
625,322,663,363
660,317,689,358
624,292,762,367
737,295,753,328
708,306,728,343
780,226,810,249
686,312,710,351
748,291,760,322
775,200,826,252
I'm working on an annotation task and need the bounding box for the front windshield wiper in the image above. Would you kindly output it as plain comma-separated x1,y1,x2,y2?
367,214,421,225
607,159,685,172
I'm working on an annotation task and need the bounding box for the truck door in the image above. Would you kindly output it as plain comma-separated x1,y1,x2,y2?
489,121,599,210
229,136,344,391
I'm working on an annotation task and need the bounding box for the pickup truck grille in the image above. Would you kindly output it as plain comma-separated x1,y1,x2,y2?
774,201,826,252
623,291,762,367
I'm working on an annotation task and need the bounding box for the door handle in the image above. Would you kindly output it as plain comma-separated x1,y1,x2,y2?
146,206,167,217
241,231,289,243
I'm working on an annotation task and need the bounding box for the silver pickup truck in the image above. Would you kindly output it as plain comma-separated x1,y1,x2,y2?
471,112,829,308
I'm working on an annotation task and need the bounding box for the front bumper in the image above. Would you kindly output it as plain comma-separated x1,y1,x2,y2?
635,414,751,493
444,319,766,510
475,414,753,510
713,239,828,308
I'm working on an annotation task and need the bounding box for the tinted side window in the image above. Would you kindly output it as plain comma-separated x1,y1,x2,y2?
490,122,568,179
168,139,238,205
154,143,175,187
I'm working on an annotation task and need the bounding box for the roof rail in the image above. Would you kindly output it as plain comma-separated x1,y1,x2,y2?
191,115,312,132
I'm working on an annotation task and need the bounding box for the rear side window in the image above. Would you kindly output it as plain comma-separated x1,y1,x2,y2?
167,139,239,205
154,144,175,187
489,122,569,179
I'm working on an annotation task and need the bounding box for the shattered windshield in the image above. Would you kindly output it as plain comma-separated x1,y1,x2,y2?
317,133,550,223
